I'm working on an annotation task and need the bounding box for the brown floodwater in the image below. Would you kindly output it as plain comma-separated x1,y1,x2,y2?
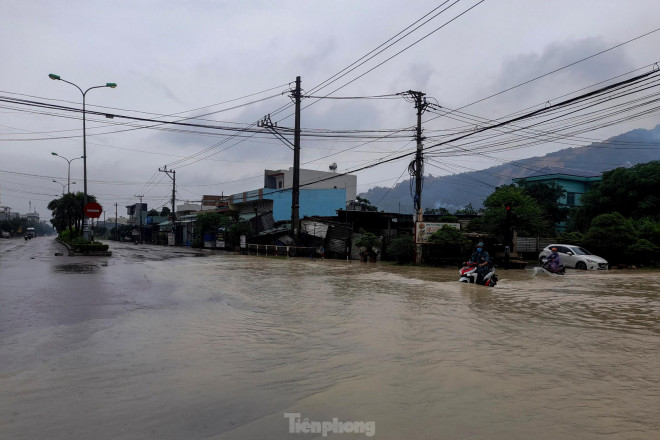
1,249,658,439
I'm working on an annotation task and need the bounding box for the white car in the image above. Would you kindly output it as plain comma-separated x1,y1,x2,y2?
539,244,608,270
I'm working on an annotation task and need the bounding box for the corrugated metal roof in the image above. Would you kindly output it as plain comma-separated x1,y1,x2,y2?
525,166,602,178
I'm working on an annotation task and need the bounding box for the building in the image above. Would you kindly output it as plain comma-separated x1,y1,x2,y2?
230,168,358,222
126,203,147,223
176,202,202,215
25,212,40,223
201,195,230,212
264,168,357,202
513,167,602,208
0,206,19,221
513,167,602,233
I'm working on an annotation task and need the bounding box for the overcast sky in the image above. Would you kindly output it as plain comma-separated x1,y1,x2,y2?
2,0,660,217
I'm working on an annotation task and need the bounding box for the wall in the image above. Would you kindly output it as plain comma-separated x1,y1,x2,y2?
519,175,600,208
263,188,347,221
281,168,357,202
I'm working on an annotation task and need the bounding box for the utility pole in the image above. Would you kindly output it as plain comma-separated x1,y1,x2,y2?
291,76,301,243
159,165,176,222
115,202,118,241
159,166,176,245
256,77,301,242
134,194,144,244
405,90,428,264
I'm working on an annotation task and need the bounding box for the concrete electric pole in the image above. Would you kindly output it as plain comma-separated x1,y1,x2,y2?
134,194,144,244
291,76,301,243
158,166,176,223
406,90,428,264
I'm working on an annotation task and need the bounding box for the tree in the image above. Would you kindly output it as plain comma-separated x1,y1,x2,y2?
454,203,479,215
583,212,636,263
557,231,585,246
355,232,381,249
226,221,253,247
626,238,659,266
147,209,159,217
354,196,378,212
355,232,382,260
386,235,415,264
428,225,470,249
47,191,97,238
517,180,569,227
633,217,660,246
192,212,233,248
574,161,660,231
481,185,546,237
160,206,171,217
424,207,449,215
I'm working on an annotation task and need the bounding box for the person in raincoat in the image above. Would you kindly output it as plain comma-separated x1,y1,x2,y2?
545,247,562,273
468,242,492,283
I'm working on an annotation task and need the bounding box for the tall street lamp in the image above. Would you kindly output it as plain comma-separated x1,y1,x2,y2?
51,152,83,193
49,73,117,240
53,179,76,196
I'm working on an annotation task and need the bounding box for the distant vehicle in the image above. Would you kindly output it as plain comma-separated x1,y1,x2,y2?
538,244,608,270
1,231,10,238
25,227,36,240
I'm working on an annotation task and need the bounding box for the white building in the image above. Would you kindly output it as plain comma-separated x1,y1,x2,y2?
264,168,357,202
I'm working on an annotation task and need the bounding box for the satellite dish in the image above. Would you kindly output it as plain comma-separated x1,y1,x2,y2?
329,162,337,172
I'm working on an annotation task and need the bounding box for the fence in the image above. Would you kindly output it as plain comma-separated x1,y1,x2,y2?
516,237,556,253
247,244,321,258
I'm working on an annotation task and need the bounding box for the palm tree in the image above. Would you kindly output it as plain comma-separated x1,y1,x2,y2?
48,192,97,237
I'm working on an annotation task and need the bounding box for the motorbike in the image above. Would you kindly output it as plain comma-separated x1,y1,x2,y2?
540,257,565,275
459,262,498,287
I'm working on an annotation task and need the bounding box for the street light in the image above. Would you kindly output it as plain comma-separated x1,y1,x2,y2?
51,152,83,193
49,73,117,240
53,180,76,196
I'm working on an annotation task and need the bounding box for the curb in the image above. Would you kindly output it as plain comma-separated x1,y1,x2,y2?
55,237,112,257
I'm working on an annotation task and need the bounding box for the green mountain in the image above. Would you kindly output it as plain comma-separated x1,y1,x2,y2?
362,124,660,213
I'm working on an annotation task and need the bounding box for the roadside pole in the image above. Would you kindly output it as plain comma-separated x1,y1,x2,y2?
406,91,428,264
291,76,301,244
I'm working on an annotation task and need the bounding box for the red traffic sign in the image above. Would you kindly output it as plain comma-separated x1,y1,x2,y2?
83,202,103,218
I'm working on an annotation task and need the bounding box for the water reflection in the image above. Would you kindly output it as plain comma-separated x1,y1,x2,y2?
3,253,659,440
53,263,105,273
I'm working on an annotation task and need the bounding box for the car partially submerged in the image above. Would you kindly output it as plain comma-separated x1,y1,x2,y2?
539,244,608,270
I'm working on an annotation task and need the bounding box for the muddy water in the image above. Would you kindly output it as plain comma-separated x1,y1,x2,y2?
1,251,659,439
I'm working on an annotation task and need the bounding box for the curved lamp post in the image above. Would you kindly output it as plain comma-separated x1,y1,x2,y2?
51,152,83,193
49,73,116,239
53,179,76,196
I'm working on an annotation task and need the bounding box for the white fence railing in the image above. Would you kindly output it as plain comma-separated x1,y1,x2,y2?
247,244,320,258
516,237,555,253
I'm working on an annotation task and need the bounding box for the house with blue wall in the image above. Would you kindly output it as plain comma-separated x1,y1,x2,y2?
513,167,602,208
229,168,357,224
513,167,602,232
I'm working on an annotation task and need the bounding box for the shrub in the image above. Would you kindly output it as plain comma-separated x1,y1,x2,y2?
625,239,659,266
75,243,109,253
386,235,415,264
584,212,636,263
355,232,382,250
558,231,585,246
428,225,470,249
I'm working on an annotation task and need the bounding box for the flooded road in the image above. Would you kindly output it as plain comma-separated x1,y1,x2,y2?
1,238,659,439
